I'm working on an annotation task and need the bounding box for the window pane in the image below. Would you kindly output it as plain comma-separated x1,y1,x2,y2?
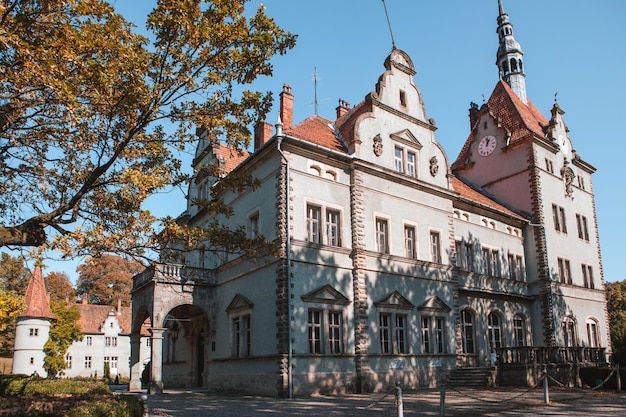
394,147,404,172
395,315,407,354
328,312,343,354
379,314,391,354
306,206,321,243
376,219,389,254
326,210,340,246
406,152,416,177
404,226,416,259
308,310,322,353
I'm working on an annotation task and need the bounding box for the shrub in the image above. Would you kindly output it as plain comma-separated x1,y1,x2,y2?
579,366,625,389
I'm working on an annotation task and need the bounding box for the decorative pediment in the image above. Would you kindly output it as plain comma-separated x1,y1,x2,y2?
390,129,422,149
374,291,414,311
226,294,254,313
301,285,350,306
417,296,451,313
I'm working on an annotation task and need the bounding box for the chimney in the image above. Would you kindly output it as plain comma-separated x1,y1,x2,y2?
82,297,88,305
336,98,351,119
254,120,274,151
279,84,293,129
468,102,480,130
117,298,122,313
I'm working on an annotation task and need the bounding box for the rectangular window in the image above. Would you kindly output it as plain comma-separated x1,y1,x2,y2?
404,226,416,259
558,258,572,284
508,254,523,280
406,152,416,177
86,336,92,346
576,214,589,241
464,243,473,272
233,314,251,357
65,355,72,369
248,212,259,239
582,264,594,289
490,250,500,277
328,311,343,354
84,356,92,369
482,248,491,275
422,316,446,354
29,328,38,337
394,147,404,173
308,310,322,354
430,231,441,263
577,175,586,190
435,318,445,353
306,205,321,243
326,209,341,246
545,158,554,174
552,204,567,233
105,336,118,347
421,317,431,353
513,316,526,347
379,313,407,354
111,356,118,369
376,218,389,254
586,322,599,348
515,256,524,281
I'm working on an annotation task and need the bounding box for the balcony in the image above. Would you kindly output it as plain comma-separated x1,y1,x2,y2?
495,346,607,366
132,263,215,290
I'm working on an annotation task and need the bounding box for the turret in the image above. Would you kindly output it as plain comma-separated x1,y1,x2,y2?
496,0,527,104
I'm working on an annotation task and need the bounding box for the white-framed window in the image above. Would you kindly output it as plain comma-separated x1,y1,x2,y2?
576,214,589,241
562,316,577,347
306,204,342,247
545,158,554,174
404,225,417,259
307,309,344,355
577,175,586,190
232,314,251,357
248,210,260,239
461,309,475,354
508,253,524,281
557,257,572,284
394,147,404,173
84,356,92,369
421,316,446,354
513,314,526,347
487,312,503,350
376,218,389,254
306,205,321,244
430,231,441,264
582,264,594,289
105,336,118,347
65,355,72,369
552,204,567,233
406,151,416,177
586,319,600,348
86,336,92,346
197,176,210,204
379,312,408,354
29,328,38,337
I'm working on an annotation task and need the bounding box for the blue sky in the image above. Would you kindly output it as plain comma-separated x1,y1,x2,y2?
16,1,626,283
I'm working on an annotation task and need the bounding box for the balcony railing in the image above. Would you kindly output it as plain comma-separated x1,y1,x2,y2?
133,263,215,289
495,346,607,366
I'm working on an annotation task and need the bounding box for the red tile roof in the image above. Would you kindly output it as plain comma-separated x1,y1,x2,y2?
20,266,55,320
285,115,348,153
75,304,132,334
216,143,250,173
452,80,549,171
452,176,522,218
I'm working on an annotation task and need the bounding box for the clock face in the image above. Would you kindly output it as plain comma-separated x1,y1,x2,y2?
478,135,497,157
557,135,569,155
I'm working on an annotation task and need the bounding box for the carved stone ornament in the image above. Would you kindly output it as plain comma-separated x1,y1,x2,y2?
373,134,383,156
429,156,439,177
560,159,575,198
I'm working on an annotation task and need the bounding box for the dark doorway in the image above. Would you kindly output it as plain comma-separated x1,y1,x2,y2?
196,333,205,387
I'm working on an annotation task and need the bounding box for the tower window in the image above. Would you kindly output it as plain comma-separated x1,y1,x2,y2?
399,90,407,107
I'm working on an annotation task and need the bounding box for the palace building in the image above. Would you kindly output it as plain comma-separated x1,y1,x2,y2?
130,1,609,395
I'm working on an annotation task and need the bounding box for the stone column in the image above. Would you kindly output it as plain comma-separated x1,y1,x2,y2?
129,334,142,391
149,327,166,394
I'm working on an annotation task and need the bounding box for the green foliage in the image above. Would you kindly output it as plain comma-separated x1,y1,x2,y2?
0,289,24,333
606,280,626,364
43,301,83,378
0,375,141,416
0,253,30,294
45,271,77,303
103,361,111,382
579,366,625,390
0,0,296,263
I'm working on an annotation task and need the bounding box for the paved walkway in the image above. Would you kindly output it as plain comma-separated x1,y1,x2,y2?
138,386,626,416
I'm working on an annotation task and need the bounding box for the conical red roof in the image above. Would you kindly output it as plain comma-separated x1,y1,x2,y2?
19,266,55,320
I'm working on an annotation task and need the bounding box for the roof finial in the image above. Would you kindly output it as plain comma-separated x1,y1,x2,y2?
381,0,396,51
495,0,528,104
554,92,558,102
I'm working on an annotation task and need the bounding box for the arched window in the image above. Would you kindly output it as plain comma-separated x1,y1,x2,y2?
502,60,509,74
562,316,577,347
518,60,523,73
510,58,518,72
586,318,600,348
461,309,475,354
513,314,526,347
487,312,502,350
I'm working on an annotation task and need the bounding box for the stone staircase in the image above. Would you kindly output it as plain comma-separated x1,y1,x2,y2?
445,367,493,389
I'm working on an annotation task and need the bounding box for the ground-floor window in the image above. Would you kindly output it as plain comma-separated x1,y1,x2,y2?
421,316,446,354
461,309,475,354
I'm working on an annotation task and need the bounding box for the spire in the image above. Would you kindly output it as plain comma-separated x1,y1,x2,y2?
19,266,55,320
495,0,527,104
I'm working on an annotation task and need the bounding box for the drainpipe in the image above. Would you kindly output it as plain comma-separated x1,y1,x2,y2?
275,118,292,399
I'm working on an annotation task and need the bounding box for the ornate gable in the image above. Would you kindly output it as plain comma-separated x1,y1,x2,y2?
417,295,451,313
226,294,254,313
390,129,423,149
374,291,414,311
301,285,350,306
